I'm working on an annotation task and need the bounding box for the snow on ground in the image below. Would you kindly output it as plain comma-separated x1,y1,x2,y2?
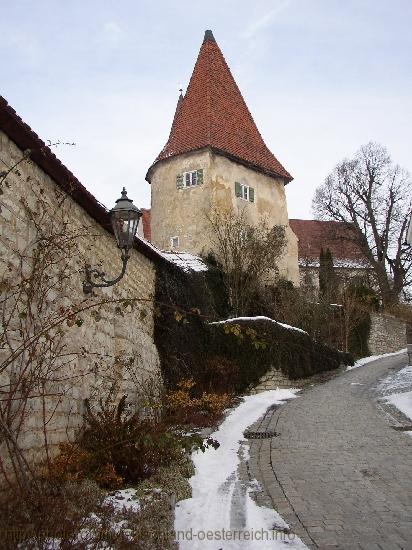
210,316,308,335
174,389,307,549
385,391,412,423
104,487,140,513
377,362,412,436
378,364,412,395
346,348,406,371
378,363,412,428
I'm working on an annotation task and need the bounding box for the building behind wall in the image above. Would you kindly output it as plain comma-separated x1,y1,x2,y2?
289,219,373,296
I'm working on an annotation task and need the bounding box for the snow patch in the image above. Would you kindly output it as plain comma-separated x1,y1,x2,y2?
346,348,406,371
378,365,412,395
174,389,307,548
161,251,208,272
210,316,308,335
299,258,370,269
385,391,412,423
104,487,140,513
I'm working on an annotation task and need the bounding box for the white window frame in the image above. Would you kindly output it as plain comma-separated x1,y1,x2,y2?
183,170,198,188
240,183,249,201
170,236,179,249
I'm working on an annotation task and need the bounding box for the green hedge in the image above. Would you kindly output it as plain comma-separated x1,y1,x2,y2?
154,264,214,390
208,317,353,392
154,266,353,394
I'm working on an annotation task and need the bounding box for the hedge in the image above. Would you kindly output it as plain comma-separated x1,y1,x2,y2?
208,317,353,392
154,266,353,394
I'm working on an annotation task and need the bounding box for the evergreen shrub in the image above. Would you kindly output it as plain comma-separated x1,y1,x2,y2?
208,318,353,392
155,264,353,394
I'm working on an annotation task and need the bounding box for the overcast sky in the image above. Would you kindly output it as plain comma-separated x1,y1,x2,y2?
2,0,411,219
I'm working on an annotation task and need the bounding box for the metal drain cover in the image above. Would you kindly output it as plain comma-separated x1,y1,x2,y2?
243,430,279,439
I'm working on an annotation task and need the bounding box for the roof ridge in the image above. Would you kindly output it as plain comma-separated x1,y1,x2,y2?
206,37,211,143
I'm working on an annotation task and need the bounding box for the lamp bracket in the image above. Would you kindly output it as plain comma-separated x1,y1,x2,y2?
83,251,129,294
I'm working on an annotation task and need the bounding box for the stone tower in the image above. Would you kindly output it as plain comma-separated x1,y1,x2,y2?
146,30,299,284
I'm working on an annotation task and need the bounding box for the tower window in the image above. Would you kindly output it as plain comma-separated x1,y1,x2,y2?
176,169,204,189
170,236,179,249
185,170,197,187
235,181,255,203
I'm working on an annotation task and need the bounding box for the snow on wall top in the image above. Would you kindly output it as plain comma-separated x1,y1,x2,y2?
161,251,208,273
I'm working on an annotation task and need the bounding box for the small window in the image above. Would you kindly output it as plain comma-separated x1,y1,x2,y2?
241,185,249,201
185,170,197,187
170,236,179,249
176,169,204,189
235,182,255,203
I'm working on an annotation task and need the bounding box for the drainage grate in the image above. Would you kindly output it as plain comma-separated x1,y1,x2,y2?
243,430,279,439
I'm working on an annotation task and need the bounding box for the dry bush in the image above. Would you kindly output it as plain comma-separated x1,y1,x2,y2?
206,206,286,316
166,378,231,425
0,476,179,549
48,393,195,489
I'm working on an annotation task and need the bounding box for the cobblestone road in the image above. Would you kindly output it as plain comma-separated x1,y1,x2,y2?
247,353,412,549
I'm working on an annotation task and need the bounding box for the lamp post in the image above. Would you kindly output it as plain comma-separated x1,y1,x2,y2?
83,188,142,294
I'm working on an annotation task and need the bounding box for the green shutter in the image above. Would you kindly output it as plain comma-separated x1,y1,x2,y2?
235,181,241,197
249,187,255,203
197,168,203,184
176,173,184,189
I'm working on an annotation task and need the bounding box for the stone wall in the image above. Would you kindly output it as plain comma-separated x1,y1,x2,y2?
0,129,162,467
250,368,306,393
368,313,406,356
250,365,342,394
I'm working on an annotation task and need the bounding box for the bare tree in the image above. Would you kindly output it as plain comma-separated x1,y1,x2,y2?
206,207,286,316
313,142,412,306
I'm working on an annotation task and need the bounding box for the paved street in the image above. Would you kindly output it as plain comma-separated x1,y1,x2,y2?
247,353,412,549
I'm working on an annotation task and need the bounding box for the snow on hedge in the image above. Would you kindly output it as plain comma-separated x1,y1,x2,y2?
210,315,308,335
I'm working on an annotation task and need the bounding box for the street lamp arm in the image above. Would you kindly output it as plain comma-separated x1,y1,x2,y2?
83,251,130,294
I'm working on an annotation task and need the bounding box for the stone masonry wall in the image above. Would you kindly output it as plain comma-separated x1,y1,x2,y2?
250,368,307,393
368,313,406,356
0,130,161,468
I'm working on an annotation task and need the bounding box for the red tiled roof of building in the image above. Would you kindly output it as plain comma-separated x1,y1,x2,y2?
146,30,292,183
289,219,366,264
141,208,151,241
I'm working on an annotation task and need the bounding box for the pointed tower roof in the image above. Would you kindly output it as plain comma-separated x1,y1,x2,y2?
146,30,292,183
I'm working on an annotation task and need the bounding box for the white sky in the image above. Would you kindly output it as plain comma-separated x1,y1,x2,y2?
2,0,411,219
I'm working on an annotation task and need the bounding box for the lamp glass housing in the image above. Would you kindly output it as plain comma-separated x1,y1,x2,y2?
110,188,142,253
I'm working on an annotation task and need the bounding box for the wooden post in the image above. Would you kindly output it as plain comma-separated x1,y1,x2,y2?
406,323,412,366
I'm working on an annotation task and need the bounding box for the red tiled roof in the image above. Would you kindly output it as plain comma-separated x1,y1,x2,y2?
0,96,164,266
146,30,292,183
289,219,366,263
141,208,151,241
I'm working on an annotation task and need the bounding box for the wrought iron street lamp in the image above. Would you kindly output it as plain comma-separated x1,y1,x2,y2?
83,188,142,294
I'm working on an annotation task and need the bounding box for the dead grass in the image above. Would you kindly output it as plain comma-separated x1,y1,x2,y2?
0,454,193,549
